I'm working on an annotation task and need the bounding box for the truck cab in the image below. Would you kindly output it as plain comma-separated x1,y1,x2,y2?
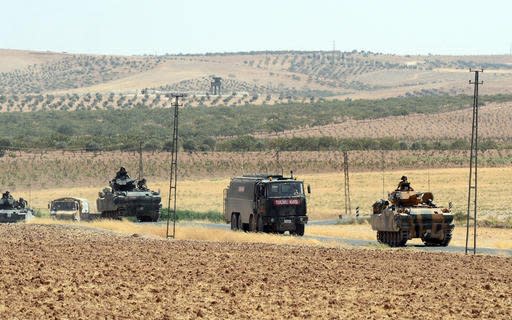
224,174,309,236
49,197,89,221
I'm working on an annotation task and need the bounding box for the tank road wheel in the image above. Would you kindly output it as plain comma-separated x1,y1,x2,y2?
382,231,406,247
399,231,408,246
101,211,112,219
421,237,434,246
376,231,384,243
294,223,305,236
440,230,453,247
230,213,239,231
422,230,453,247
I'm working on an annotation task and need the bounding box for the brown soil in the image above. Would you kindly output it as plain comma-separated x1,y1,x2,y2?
1,224,510,319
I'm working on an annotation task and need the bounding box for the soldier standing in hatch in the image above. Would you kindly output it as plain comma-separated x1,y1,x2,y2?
397,176,414,191
1,191,13,207
2,191,12,201
137,178,148,191
115,167,130,180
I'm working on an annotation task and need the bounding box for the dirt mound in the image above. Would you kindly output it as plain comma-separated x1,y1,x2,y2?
0,224,510,319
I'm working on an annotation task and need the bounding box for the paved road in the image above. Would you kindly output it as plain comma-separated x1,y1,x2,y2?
158,219,512,256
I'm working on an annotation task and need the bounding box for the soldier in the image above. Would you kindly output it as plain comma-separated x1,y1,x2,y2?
397,176,414,191
137,178,148,191
2,191,11,200
115,167,130,180
17,197,27,209
1,191,13,207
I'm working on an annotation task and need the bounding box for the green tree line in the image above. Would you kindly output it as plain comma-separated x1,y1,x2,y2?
0,94,510,152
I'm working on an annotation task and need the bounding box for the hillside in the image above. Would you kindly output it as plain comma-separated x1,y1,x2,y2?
1,49,512,105
255,102,512,141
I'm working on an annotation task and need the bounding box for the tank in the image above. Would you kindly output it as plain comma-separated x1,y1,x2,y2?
370,189,454,247
96,170,161,222
0,192,34,223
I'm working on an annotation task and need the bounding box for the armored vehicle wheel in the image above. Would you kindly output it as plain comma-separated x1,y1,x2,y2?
376,231,384,243
237,214,243,230
294,223,305,236
381,231,406,247
257,215,264,232
230,214,239,231
440,230,453,247
422,230,453,247
249,215,257,232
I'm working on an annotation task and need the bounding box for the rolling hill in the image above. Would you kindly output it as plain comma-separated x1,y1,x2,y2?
2,49,512,105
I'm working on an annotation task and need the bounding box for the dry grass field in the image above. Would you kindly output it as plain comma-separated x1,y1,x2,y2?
28,216,512,250
2,149,512,190
1,223,510,319
13,166,512,222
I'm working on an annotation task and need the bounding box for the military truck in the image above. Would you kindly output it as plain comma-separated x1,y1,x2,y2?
97,168,161,222
49,197,90,221
370,188,454,247
0,191,33,223
224,173,309,236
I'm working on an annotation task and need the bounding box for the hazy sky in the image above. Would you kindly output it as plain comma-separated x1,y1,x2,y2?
1,0,511,56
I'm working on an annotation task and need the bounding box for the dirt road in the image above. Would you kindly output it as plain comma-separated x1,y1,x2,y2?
0,224,510,319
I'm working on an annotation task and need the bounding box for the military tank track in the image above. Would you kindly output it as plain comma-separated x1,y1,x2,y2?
421,229,453,247
377,231,408,247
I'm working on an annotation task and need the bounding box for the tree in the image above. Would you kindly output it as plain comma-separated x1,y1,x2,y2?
85,142,102,152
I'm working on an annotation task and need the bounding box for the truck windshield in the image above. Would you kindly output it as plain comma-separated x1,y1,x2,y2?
52,202,77,211
268,182,303,197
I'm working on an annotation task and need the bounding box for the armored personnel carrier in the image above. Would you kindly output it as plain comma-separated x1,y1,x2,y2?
0,191,34,223
96,168,161,222
370,184,454,247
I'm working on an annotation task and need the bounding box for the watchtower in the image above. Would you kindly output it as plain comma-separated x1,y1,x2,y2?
211,76,222,95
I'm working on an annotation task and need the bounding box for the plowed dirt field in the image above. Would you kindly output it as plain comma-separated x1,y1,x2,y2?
1,224,511,319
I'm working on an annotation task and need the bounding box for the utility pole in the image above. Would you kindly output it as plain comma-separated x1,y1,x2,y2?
138,141,144,181
381,151,385,199
465,69,483,255
166,93,186,239
275,149,283,175
343,151,352,216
